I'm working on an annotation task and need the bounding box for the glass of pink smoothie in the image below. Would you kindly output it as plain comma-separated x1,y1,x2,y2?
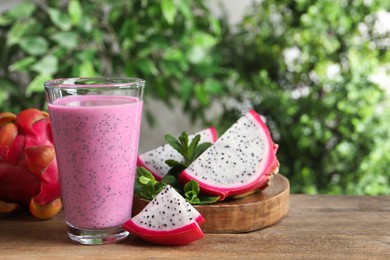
44,78,144,245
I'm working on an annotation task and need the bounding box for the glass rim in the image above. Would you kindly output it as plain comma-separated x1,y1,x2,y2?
44,77,145,89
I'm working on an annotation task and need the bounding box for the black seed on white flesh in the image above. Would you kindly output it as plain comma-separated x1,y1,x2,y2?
138,129,216,179
185,113,269,188
132,186,201,231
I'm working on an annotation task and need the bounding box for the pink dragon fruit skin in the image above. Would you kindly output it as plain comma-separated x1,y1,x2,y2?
180,110,279,201
137,127,218,180
0,109,61,212
123,185,204,246
124,221,203,246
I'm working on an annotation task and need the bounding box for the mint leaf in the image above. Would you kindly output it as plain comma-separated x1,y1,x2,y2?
139,175,153,185
178,132,189,161
164,134,182,153
136,130,218,205
134,167,166,200
184,180,200,195
187,134,201,162
197,194,220,204
137,167,155,180
190,142,212,163
166,163,186,178
183,180,219,205
165,159,186,169
165,159,186,178
161,174,178,189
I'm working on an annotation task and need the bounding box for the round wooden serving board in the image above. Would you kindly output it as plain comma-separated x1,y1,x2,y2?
132,174,289,234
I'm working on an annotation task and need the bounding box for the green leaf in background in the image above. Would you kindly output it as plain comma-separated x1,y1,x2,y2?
26,74,51,96
9,57,37,72
119,20,137,41
68,0,83,26
186,33,217,64
164,48,183,61
209,16,221,36
187,46,206,64
50,31,79,49
124,61,136,77
6,1,36,20
160,60,179,76
0,0,388,196
0,15,12,26
7,22,30,46
76,49,96,61
0,90,9,105
31,55,58,75
18,36,49,56
161,0,177,24
0,79,14,106
192,32,218,49
78,61,97,77
194,84,210,106
48,8,71,31
204,78,223,94
0,79,18,95
138,59,158,76
179,78,193,103
79,16,93,33
177,0,192,21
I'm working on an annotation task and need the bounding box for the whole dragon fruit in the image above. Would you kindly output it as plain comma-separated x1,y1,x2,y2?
180,110,279,201
0,109,62,219
137,127,218,180
123,185,204,246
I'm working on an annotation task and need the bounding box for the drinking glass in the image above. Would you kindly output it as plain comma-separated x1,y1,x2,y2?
44,77,145,245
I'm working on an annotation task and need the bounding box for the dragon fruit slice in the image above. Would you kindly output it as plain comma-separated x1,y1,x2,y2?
0,109,61,218
122,185,204,246
180,110,279,201
137,127,218,180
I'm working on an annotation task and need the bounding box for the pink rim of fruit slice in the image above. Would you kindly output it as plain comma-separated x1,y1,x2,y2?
123,220,204,246
180,110,277,201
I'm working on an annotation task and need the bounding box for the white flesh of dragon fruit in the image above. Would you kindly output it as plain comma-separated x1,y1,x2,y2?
122,185,204,245
180,110,278,201
137,127,218,180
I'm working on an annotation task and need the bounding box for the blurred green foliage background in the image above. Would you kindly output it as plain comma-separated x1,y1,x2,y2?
0,0,389,195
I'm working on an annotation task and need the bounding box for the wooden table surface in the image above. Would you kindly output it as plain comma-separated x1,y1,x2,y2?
1,195,389,259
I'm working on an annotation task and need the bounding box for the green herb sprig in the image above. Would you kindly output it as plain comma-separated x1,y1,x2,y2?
134,132,220,204
134,167,166,201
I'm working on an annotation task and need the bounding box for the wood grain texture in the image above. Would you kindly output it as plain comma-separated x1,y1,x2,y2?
133,174,290,233
1,195,389,259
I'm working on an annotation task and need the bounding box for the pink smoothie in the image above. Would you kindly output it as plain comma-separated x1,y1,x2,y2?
48,95,143,229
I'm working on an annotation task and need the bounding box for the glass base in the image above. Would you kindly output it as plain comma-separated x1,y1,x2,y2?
67,223,129,245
